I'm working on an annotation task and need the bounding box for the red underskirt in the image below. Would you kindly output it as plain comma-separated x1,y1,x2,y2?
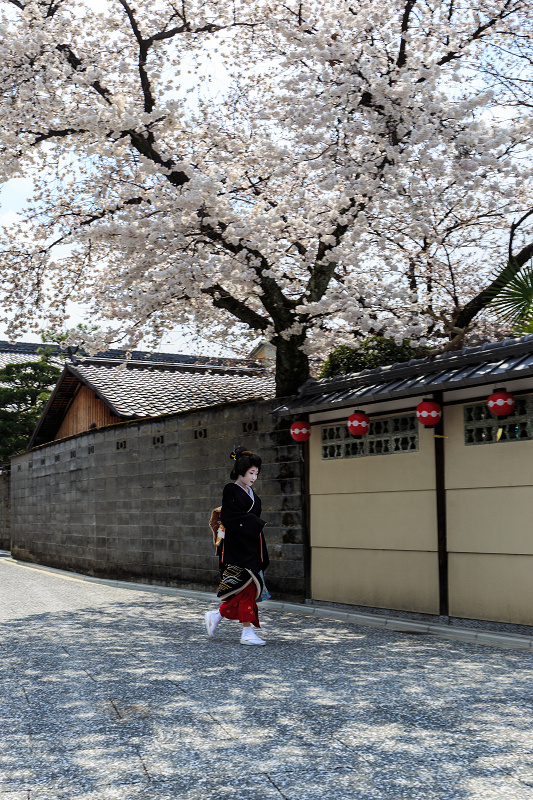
219,581,260,627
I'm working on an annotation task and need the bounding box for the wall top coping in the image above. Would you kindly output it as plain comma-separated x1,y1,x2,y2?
275,335,533,417
13,396,280,461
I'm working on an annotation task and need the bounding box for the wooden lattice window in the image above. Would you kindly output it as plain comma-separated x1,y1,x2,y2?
321,413,418,460
464,394,533,445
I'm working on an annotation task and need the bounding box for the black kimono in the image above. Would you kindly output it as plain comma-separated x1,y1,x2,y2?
219,482,269,573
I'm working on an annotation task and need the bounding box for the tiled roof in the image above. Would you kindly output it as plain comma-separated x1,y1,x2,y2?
0,342,47,355
0,352,43,369
0,340,260,370
274,335,533,416
76,349,259,369
67,362,275,418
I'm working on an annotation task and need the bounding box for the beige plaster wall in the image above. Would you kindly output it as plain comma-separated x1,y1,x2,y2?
309,423,436,495
311,548,439,613
445,398,533,624
447,486,533,555
444,403,533,489
309,416,439,613
448,553,533,625
308,396,533,624
311,491,437,551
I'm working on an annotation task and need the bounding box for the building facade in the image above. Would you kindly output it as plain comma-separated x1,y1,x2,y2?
276,335,533,626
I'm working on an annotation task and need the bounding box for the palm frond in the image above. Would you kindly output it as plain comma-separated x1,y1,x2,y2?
489,260,533,326
515,318,533,335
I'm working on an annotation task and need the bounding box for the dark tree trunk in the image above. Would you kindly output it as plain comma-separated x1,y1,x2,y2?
272,333,310,397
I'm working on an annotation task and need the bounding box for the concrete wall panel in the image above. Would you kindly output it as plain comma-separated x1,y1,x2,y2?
447,486,533,555
311,547,439,613
444,403,533,489
310,490,438,551
309,423,436,495
308,413,438,611
448,552,533,624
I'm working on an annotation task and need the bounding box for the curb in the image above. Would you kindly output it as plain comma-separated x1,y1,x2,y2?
3,555,533,652
267,601,533,652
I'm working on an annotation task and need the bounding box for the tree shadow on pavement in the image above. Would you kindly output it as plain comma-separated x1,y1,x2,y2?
0,593,532,800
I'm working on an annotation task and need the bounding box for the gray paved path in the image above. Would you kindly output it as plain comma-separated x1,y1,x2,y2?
1,556,532,800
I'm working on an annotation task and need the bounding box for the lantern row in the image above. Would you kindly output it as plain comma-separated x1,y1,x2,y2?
290,388,516,441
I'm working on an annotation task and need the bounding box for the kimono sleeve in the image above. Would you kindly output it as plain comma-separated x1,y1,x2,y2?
220,484,265,533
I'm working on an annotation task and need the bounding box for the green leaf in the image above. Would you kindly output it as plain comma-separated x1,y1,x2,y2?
320,336,430,378
488,259,533,326
0,358,61,460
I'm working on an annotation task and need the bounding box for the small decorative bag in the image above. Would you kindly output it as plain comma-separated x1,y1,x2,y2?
209,506,225,549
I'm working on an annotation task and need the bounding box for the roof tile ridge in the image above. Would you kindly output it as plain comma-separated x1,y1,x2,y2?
74,357,267,376
303,335,533,395
90,348,261,366
0,341,61,352
306,355,436,392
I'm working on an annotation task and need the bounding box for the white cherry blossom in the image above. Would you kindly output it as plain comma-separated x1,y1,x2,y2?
0,0,531,394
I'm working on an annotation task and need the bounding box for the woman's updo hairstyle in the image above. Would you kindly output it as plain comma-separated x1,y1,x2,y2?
230,446,262,480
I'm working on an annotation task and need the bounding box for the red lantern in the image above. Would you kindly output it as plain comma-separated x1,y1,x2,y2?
487,388,515,419
290,421,311,442
416,399,442,428
347,410,370,438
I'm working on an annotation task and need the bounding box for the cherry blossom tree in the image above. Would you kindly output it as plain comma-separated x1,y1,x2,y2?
0,0,532,395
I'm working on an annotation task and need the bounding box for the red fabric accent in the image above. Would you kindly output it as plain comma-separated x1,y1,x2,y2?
219,582,260,628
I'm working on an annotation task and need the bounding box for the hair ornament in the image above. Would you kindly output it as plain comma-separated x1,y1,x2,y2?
230,447,253,460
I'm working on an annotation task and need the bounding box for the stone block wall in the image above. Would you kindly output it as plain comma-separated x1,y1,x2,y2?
0,468,10,550
10,399,306,600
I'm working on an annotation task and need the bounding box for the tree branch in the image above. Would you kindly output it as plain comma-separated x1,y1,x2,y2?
201,284,270,331
396,0,417,69
149,20,255,43
454,208,533,331
305,198,363,303
56,44,113,104
55,34,188,185
117,0,259,116
26,127,88,145
198,217,298,331
433,0,517,71
117,0,155,114
35,197,146,255
7,0,60,15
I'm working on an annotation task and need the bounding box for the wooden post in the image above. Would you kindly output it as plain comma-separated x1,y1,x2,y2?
302,435,312,600
433,390,449,616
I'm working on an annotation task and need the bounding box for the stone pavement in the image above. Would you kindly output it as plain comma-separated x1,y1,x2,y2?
1,555,532,800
